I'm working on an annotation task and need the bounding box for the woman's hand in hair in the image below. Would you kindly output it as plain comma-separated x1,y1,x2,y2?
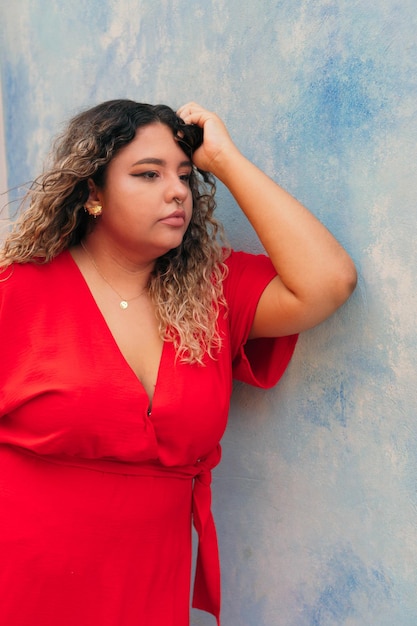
177,102,238,175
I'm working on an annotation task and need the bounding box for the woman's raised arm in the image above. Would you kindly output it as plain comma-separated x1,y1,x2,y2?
177,102,357,338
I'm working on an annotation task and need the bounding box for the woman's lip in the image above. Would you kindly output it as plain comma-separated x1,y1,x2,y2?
159,210,186,225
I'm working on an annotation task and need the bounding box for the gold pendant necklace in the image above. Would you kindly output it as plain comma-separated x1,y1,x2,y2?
80,241,145,309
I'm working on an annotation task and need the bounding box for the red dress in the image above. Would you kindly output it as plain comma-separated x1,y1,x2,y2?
0,249,297,626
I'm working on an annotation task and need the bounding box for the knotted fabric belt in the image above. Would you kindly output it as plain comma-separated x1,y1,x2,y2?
192,453,221,625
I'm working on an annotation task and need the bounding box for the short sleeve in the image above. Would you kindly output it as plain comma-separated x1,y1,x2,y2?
223,250,298,389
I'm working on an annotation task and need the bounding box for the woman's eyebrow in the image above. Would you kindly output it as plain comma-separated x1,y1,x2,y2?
131,158,192,167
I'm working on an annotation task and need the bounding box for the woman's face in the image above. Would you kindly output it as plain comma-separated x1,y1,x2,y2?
89,122,193,261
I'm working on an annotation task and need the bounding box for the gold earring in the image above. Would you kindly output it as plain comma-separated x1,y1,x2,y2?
86,204,102,217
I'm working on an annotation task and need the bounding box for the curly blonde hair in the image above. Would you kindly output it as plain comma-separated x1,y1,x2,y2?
0,99,230,364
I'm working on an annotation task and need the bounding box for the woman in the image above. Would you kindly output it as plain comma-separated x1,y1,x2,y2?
0,100,356,626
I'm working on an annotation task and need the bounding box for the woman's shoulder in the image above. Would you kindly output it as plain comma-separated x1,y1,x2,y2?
223,248,277,286
221,249,278,323
0,250,71,295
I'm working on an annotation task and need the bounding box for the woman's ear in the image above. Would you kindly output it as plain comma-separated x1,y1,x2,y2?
84,178,101,208
84,179,103,217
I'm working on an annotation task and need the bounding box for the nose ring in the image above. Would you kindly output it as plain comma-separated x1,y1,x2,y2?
174,197,183,205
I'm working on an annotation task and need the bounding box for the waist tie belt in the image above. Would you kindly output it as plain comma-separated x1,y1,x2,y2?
192,461,221,626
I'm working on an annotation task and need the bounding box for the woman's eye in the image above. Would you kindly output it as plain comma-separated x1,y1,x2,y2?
133,171,159,179
180,173,191,183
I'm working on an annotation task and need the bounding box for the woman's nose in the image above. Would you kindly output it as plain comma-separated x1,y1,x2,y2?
167,176,189,203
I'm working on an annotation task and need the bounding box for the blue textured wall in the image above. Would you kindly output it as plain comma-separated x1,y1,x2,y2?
1,2,417,624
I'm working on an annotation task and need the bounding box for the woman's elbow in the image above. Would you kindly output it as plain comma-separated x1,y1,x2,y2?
333,257,358,307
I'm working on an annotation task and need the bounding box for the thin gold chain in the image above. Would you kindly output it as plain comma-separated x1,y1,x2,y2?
80,240,145,309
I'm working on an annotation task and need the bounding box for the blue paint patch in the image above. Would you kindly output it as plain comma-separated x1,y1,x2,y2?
299,372,362,431
280,52,385,162
307,56,376,133
337,382,347,428
299,544,392,625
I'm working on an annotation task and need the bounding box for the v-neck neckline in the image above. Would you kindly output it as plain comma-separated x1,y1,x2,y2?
64,248,167,412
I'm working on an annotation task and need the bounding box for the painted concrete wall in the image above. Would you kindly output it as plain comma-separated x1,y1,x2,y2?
1,1,416,624
0,71,8,230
